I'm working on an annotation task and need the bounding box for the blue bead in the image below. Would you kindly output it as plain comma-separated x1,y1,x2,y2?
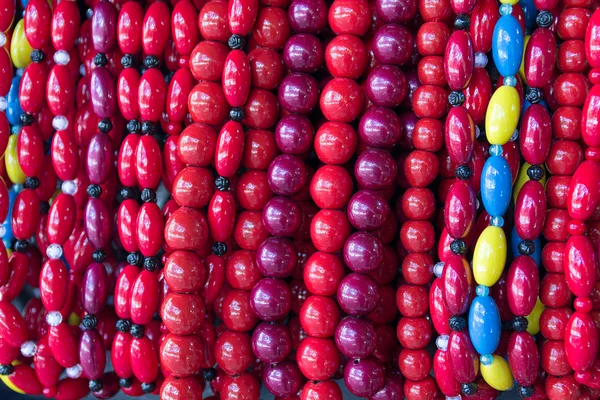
481,156,512,217
519,0,539,31
491,216,504,227
469,296,501,355
476,285,490,297
7,76,23,126
480,354,494,366
493,15,524,78
489,144,503,156
511,226,542,265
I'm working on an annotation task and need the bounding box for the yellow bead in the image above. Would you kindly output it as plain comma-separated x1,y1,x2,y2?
513,162,547,203
473,226,507,287
481,355,514,391
486,86,520,145
68,312,81,326
5,135,26,185
500,0,519,4
0,361,25,394
519,36,530,84
9,20,33,69
525,298,545,335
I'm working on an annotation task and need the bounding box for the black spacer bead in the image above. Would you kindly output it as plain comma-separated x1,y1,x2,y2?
82,314,98,330
215,176,230,191
455,165,473,180
141,121,156,135
127,120,141,134
228,34,245,50
87,184,102,198
230,107,245,122
31,49,45,63
518,240,535,256
141,382,155,393
519,385,535,398
525,87,542,104
454,14,470,30
448,91,466,106
92,249,107,263
140,188,156,203
212,242,227,256
536,11,553,28
127,252,143,267
24,177,40,189
119,187,135,202
527,164,545,181
143,256,161,272
119,378,133,388
98,118,113,133
143,56,160,69
449,316,467,331
116,319,131,333
130,323,145,338
450,239,466,255
203,368,217,382
512,316,528,332
14,240,28,253
20,113,35,126
93,53,108,67
0,364,14,375
121,54,134,69
40,202,50,215
89,379,103,392
461,382,477,396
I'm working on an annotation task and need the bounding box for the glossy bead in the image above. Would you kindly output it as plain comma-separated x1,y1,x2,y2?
444,181,477,239
314,122,356,165
337,273,380,316
373,24,414,66
221,372,260,400
221,289,258,332
507,256,539,317
325,34,367,79
80,262,108,315
252,322,292,363
328,0,370,35
165,207,210,251
541,340,572,376
301,380,343,400
130,337,158,384
214,330,252,376
433,349,460,397
553,73,590,107
344,358,385,397
250,278,291,322
445,31,474,91
541,273,573,308
396,317,432,349
515,180,547,240
161,293,205,336
263,361,304,398
129,270,159,326
320,78,363,122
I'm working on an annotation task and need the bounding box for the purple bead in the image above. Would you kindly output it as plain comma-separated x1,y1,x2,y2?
372,24,414,66
344,232,384,273
251,322,293,363
256,237,297,278
366,65,408,108
398,111,418,149
263,361,304,397
91,1,118,53
79,329,106,380
376,0,418,24
370,371,405,400
275,114,314,154
86,132,113,185
90,68,117,119
335,316,378,358
262,196,303,236
283,34,324,73
355,148,397,190
251,278,292,321
84,198,111,249
268,154,309,196
278,73,319,114
344,357,386,397
358,107,403,148
80,262,108,315
347,190,390,231
337,273,381,316
287,0,328,34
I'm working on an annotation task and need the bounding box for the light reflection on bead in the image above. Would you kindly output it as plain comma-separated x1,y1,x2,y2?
476,285,490,297
489,144,503,156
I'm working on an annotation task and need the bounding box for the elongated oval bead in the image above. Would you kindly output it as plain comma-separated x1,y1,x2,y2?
568,160,600,221
40,259,69,312
507,256,539,316
114,265,139,320
91,1,117,53
130,270,159,325
24,0,51,50
0,49,11,98
118,199,139,254
216,121,244,178
429,278,452,335
585,9,600,69
208,191,237,243
515,180,546,240
80,262,108,315
166,68,195,123
34,335,62,388
52,1,80,51
0,302,28,347
79,329,105,380
86,133,113,185
433,349,461,397
442,255,473,315
229,0,259,35
473,226,507,287
492,15,524,78
136,202,164,257
48,324,78,367
138,69,166,123
223,50,251,107
444,181,477,239
448,331,479,383
171,1,199,56
118,2,143,54
0,0,16,32
485,86,520,145
47,65,74,117
564,235,597,298
470,0,498,53
142,1,170,56
111,332,133,378
519,104,551,165
468,296,501,355
445,31,474,91
117,68,140,121
17,125,44,178
118,134,139,188
565,311,599,372
507,332,539,386
445,106,475,165
84,198,111,249
481,156,512,217
582,85,600,147
480,355,514,391
20,63,47,115
12,189,40,240
130,337,159,383
10,20,33,69
135,135,162,189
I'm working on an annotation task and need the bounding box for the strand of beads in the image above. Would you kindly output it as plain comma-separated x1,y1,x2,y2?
539,2,588,398
468,0,525,392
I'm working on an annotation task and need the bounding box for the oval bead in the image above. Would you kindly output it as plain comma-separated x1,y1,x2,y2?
492,15,524,78
229,0,259,35
91,1,117,53
515,180,546,240
171,1,199,56
445,31,474,91
507,256,539,316
51,1,80,51
40,259,69,311
117,200,139,254
24,0,51,50
470,0,498,53
0,301,28,348
142,2,170,56
524,28,556,88
582,85,600,147
118,134,139,188
6,133,26,185
519,104,552,165
136,202,164,257
445,107,475,165
20,63,47,114
166,68,195,123
86,133,113,185
216,121,245,178
114,265,139,320
79,329,106,380
444,181,477,239
223,50,251,107
129,270,159,326
0,0,16,32
468,296,501,355
111,332,133,378
48,323,78,367
429,278,452,335
10,20,33,69
51,130,78,180
433,349,461,397
135,135,162,189
117,68,140,121
565,311,599,373
130,337,159,383
473,226,507,287
118,2,144,54
485,86,520,145
480,355,514,391
84,198,111,249
564,235,597,298
507,332,539,386
17,125,44,178
138,69,166,122
208,191,236,243
586,8,600,68
47,65,74,117
12,189,40,240
442,255,473,315
481,156,512,217
448,331,479,383
568,160,600,221
80,262,108,315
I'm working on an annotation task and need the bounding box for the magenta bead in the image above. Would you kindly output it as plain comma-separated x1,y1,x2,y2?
278,73,319,114
337,273,381,316
256,237,297,278
84,198,111,250
91,1,118,53
344,357,386,397
267,155,309,196
90,68,117,119
343,232,384,273
80,262,108,315
86,133,113,185
275,114,314,154
251,322,293,363
262,196,303,236
358,107,403,148
347,190,390,231
250,278,292,322
335,316,377,358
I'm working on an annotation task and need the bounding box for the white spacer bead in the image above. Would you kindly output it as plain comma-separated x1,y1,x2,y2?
53,50,71,66
20,341,37,357
46,311,63,327
46,244,63,260
61,180,77,196
66,364,82,379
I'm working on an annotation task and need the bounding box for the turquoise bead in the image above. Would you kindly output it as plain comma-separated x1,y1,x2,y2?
493,15,524,78
481,156,512,217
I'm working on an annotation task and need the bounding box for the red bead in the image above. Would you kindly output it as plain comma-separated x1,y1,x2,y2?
221,372,260,400
565,311,599,372
399,348,431,381
325,34,367,79
297,337,340,381
417,22,451,56
445,31,474,91
320,78,363,123
221,289,259,332
564,235,597,298
130,270,159,325
508,332,539,386
164,251,206,294
541,339,572,376
301,380,343,400
223,50,251,107
300,295,340,337
130,336,159,383
244,89,280,129
172,167,214,208
310,209,351,252
248,47,285,90
161,376,203,400
314,122,357,165
165,207,210,251
396,284,429,317
546,374,581,400
214,330,253,375
136,202,164,257
396,317,432,349
252,7,291,49
404,376,439,400
161,293,205,335
188,81,230,125
553,73,590,107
